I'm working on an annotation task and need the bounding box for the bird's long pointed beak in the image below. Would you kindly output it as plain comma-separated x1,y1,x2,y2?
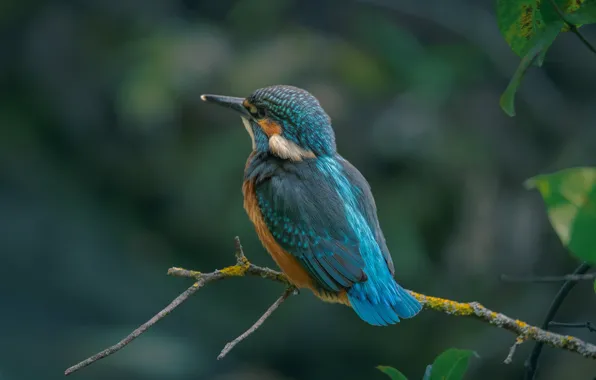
200,94,251,118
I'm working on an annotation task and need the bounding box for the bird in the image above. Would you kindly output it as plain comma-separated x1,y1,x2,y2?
200,85,422,326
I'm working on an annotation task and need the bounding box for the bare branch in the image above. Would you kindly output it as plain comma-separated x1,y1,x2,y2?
524,262,592,380
218,286,297,360
500,273,596,283
65,238,596,377
412,292,596,360
549,321,596,333
504,336,526,364
65,237,287,376
234,235,246,262
65,280,206,376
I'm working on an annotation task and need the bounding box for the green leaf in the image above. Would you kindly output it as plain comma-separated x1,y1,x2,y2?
593,278,596,293
540,0,591,30
377,366,408,380
497,0,546,57
496,0,584,61
541,0,575,23
525,167,596,264
566,0,596,24
429,349,476,380
499,22,562,116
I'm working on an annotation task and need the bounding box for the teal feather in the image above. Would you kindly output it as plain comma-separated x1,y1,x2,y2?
317,156,422,325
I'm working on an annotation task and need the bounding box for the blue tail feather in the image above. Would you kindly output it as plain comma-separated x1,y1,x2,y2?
347,280,421,326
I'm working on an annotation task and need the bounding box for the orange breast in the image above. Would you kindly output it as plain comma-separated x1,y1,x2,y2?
242,179,315,290
241,154,350,306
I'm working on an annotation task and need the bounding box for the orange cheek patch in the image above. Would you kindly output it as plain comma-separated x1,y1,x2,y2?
258,118,282,137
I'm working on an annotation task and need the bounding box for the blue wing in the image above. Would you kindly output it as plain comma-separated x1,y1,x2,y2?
247,153,421,325
318,155,422,325
254,159,367,292
339,158,395,276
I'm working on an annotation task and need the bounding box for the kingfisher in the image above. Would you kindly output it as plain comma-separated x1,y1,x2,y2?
200,85,421,326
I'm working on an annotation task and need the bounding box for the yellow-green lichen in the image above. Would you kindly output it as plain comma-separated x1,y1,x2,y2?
516,336,526,344
219,264,248,277
560,335,578,348
419,295,474,315
525,326,539,337
168,267,201,277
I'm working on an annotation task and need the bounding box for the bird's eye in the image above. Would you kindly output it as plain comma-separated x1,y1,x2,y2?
256,107,267,118
248,104,267,119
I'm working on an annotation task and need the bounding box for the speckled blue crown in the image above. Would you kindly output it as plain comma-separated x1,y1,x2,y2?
248,85,336,156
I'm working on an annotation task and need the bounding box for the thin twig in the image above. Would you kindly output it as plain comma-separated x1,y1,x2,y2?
500,273,596,283
571,28,596,55
549,321,596,333
65,239,596,376
548,0,596,55
64,280,206,376
217,286,297,360
65,237,286,376
233,235,246,261
524,262,592,380
505,336,526,364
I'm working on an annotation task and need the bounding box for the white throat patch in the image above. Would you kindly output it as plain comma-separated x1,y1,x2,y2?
241,117,315,161
241,117,256,150
269,134,315,162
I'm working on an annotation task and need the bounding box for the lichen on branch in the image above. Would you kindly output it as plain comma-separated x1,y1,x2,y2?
64,237,596,377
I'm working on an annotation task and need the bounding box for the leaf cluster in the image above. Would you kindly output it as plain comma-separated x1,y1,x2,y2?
497,0,596,115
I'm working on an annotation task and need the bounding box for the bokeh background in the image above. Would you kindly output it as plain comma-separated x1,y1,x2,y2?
2,0,596,379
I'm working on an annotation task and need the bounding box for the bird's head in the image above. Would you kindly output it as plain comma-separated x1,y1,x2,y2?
201,85,335,161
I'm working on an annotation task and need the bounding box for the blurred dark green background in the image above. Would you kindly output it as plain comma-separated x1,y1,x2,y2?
2,0,596,379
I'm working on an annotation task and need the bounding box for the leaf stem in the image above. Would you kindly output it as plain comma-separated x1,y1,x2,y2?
571,28,596,55
548,0,596,55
